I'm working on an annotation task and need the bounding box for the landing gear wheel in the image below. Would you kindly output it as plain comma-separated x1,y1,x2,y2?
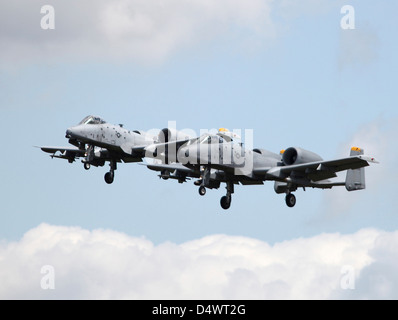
104,172,114,184
285,193,296,208
220,196,231,210
84,162,91,170
199,186,206,196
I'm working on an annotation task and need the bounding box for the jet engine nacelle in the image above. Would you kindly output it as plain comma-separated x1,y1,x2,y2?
282,147,323,165
158,128,192,143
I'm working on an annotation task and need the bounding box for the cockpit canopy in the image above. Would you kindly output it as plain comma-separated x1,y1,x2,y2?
78,115,106,125
199,134,224,144
187,134,224,146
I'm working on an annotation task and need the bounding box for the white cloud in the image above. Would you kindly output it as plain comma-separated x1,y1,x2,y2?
345,230,398,299
5,0,383,68
1,223,397,299
0,0,274,66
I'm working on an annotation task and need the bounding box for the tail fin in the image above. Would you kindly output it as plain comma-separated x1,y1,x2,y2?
345,147,366,191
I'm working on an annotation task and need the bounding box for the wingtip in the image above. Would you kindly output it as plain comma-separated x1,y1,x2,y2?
359,155,379,164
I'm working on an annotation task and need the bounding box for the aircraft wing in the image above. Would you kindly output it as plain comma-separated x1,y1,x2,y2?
38,146,85,161
40,146,85,154
255,154,378,182
145,162,196,174
143,162,200,182
143,138,194,162
38,147,86,156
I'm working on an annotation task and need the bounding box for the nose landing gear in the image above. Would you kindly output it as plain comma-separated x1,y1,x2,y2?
198,185,206,196
197,166,210,196
82,144,94,170
83,162,91,170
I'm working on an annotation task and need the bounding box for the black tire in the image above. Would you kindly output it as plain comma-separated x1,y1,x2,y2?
220,196,231,210
285,193,296,207
104,172,114,184
84,162,91,170
199,186,206,196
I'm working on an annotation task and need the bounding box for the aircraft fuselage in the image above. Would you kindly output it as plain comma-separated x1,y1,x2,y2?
66,122,152,156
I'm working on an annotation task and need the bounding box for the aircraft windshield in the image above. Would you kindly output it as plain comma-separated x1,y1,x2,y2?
78,115,106,125
186,134,225,146
199,134,224,144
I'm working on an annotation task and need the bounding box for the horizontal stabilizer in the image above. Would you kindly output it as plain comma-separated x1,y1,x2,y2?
309,180,345,189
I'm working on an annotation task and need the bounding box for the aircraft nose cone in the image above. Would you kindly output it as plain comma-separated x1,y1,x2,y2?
65,128,73,138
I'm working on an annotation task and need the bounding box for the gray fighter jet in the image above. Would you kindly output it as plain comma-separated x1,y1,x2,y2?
40,115,158,184
145,131,378,209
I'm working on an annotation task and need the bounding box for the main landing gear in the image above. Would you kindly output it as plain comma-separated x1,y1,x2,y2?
197,180,234,210
79,144,117,184
104,160,117,184
285,193,296,208
220,181,233,210
196,166,234,210
220,195,231,210
83,160,116,184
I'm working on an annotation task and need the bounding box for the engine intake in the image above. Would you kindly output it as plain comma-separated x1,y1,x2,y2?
282,147,323,165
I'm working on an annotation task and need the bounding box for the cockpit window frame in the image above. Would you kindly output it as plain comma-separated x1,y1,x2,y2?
187,134,227,146
198,134,224,145
78,115,106,125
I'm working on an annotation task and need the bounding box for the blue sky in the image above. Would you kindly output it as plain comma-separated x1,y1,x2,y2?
1,0,397,242
1,0,398,299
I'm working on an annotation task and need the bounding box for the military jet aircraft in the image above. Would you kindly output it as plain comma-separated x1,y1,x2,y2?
39,115,159,184
39,117,378,210
145,131,378,209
